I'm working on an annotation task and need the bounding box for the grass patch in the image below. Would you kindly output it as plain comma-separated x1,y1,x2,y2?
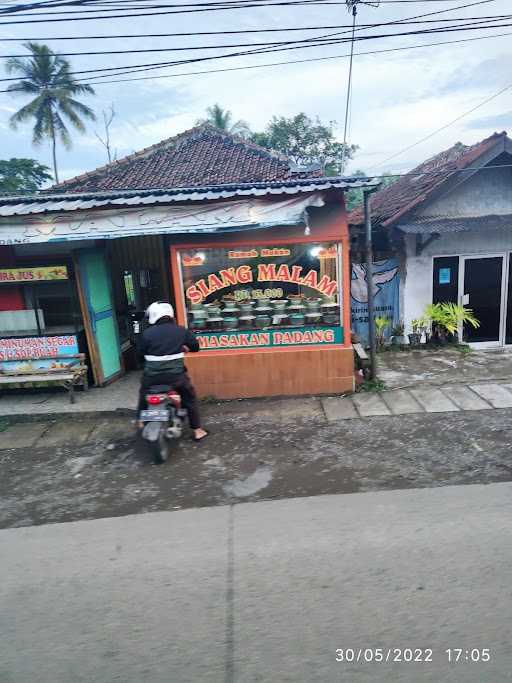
358,377,386,393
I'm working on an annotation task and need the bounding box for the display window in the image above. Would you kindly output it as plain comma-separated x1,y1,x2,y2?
176,242,344,350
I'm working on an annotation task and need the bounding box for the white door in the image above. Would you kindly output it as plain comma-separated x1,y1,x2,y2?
460,255,506,348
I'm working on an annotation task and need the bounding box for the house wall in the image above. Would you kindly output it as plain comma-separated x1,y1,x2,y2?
402,225,512,332
400,162,512,334
417,162,512,217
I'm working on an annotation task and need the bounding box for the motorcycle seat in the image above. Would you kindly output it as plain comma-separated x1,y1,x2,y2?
147,384,173,393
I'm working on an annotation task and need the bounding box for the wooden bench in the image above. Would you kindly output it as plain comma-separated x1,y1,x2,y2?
0,353,88,404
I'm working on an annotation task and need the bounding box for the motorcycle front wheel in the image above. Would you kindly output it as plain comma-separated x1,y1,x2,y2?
151,428,170,464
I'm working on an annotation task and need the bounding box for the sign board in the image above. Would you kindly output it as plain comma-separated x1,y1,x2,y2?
196,326,343,351
178,242,344,351
0,195,325,245
0,266,68,283
0,334,79,373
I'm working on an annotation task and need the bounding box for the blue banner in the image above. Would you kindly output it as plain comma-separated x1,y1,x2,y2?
351,259,400,345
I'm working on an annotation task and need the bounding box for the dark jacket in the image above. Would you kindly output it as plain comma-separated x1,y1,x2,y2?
138,321,200,376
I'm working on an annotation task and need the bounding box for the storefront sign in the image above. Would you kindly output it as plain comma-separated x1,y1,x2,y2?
0,266,68,283
197,326,343,350
0,335,79,372
185,262,338,304
0,195,326,244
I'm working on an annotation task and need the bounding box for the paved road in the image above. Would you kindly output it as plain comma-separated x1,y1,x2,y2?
1,483,511,682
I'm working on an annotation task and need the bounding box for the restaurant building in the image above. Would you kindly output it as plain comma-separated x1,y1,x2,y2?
0,125,376,397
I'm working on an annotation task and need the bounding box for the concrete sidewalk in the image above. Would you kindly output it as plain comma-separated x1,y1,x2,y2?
1,483,511,682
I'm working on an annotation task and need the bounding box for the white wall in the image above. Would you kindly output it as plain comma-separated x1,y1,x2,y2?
402,226,512,334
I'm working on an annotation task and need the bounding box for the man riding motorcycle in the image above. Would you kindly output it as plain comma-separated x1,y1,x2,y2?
137,301,208,442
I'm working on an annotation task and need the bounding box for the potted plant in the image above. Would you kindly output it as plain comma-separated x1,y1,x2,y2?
391,322,405,346
438,302,479,343
374,316,390,350
409,319,423,347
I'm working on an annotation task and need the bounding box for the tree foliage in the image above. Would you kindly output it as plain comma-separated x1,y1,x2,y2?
197,103,251,138
6,42,96,183
251,113,357,175
345,171,400,211
0,158,52,194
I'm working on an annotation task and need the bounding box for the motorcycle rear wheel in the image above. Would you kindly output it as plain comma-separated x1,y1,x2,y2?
151,428,170,464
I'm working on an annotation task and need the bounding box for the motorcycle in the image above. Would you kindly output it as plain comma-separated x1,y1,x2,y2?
139,385,187,464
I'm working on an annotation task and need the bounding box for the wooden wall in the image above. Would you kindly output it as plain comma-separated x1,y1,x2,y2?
107,235,171,311
186,346,354,399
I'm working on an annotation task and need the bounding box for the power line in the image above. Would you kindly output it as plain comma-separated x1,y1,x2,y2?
2,26,510,93
1,15,509,83
3,14,510,43
1,15,509,58
0,0,497,23
370,83,512,171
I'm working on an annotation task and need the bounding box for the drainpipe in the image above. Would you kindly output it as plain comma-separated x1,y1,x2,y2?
363,188,379,381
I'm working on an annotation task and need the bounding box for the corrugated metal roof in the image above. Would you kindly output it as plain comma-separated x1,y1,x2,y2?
399,214,512,234
0,177,379,217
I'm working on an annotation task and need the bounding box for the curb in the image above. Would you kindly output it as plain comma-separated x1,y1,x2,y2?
2,408,137,425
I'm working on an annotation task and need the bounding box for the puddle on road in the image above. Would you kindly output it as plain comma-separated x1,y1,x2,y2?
223,466,273,497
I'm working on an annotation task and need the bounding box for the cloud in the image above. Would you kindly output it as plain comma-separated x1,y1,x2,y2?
465,111,512,131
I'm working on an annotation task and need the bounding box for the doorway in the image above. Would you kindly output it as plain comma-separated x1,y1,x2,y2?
461,255,505,347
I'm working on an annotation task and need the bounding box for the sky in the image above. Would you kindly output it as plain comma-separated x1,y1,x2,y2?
0,0,511,182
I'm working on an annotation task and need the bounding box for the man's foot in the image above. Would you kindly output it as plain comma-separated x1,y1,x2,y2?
193,428,208,442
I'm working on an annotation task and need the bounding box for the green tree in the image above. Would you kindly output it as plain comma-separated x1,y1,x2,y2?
6,42,96,184
346,171,399,211
197,104,251,138
0,158,52,194
251,113,357,175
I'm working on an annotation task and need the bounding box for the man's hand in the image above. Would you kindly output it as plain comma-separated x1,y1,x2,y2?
182,345,190,353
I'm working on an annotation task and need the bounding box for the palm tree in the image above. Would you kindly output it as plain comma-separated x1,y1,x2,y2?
6,42,96,184
197,104,251,138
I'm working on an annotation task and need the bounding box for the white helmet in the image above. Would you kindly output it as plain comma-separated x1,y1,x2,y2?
146,301,174,325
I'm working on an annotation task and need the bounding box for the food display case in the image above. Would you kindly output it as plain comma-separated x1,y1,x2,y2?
170,221,354,399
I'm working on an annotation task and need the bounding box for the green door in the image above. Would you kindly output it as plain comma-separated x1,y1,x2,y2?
78,249,122,384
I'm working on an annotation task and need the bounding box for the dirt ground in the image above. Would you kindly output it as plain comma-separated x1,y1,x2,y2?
1,396,512,529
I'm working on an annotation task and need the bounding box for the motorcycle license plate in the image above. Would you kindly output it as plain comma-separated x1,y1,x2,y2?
140,409,170,422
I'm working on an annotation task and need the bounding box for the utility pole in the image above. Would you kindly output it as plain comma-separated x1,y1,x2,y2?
364,188,377,380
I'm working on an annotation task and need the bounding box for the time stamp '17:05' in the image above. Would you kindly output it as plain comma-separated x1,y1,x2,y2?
335,648,491,664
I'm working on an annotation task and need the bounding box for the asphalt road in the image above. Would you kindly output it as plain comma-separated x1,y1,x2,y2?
1,482,511,682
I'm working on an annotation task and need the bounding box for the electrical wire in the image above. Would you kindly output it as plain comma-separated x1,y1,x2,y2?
2,26,510,93
0,0,497,23
1,14,509,84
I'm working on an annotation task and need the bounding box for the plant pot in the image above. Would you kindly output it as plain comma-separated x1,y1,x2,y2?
391,335,405,346
408,333,421,347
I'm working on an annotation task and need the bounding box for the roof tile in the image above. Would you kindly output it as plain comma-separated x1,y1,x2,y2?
349,131,508,227
51,124,322,193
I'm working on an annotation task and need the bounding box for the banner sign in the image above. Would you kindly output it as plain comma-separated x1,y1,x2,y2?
197,326,343,351
0,266,68,283
0,335,79,373
0,195,326,245
351,259,400,344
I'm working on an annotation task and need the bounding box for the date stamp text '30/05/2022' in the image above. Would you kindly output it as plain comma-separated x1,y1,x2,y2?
335,648,491,664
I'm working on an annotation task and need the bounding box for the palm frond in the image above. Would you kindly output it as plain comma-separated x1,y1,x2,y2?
59,96,96,121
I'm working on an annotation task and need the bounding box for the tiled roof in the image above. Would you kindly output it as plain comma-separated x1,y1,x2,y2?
50,124,322,193
349,131,509,227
